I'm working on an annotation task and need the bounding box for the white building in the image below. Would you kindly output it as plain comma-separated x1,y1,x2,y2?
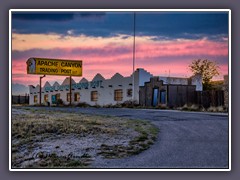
29,68,202,106
29,68,153,106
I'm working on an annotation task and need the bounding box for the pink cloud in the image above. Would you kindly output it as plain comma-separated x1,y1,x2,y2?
12,36,229,86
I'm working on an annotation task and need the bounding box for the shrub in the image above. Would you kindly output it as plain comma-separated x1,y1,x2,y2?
207,106,225,112
121,100,139,108
178,104,200,111
56,99,63,106
102,104,114,108
76,102,90,108
156,104,167,109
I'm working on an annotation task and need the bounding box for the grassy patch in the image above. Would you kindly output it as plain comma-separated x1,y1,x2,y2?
178,104,228,113
98,120,159,158
11,107,159,168
25,152,91,168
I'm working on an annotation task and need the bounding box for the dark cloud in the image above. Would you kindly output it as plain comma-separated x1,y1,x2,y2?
12,46,132,60
136,12,228,37
12,12,75,21
11,11,229,40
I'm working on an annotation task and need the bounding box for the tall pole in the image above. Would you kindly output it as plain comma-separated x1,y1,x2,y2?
39,75,46,105
69,76,72,106
132,12,136,102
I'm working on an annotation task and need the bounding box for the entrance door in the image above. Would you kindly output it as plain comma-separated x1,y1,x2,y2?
51,95,56,104
160,90,166,104
152,88,159,107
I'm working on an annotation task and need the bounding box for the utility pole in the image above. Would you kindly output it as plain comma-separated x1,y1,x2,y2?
69,76,72,106
39,75,46,105
132,12,136,102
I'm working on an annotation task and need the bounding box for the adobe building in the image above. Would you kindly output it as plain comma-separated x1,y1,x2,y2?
29,68,153,106
139,74,202,108
29,68,202,107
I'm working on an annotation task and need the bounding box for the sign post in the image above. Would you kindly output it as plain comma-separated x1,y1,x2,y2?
70,76,72,106
27,57,82,106
39,75,46,105
26,57,82,76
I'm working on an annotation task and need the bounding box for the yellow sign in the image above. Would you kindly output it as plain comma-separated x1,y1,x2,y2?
26,57,82,76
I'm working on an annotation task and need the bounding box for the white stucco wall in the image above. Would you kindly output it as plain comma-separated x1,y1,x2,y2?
29,69,203,106
29,69,147,106
190,74,203,91
159,74,202,91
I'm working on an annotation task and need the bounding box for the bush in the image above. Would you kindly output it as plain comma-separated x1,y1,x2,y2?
56,99,64,106
76,102,90,108
121,100,139,108
102,104,114,108
178,104,200,111
156,104,167,109
207,106,226,112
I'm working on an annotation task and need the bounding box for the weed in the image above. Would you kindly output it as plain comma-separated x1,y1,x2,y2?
12,106,158,168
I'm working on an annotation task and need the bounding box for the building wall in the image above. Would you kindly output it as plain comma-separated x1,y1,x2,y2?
159,73,202,91
139,77,197,107
159,77,188,85
167,85,196,107
29,69,202,107
190,74,203,91
139,77,168,107
29,68,153,106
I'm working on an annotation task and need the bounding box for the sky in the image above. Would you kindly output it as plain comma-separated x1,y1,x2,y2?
11,11,229,87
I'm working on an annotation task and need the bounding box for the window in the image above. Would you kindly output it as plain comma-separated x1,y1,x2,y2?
91,91,98,101
56,93,60,100
114,89,123,101
74,93,80,102
67,93,71,102
127,89,132,97
44,94,48,102
34,95,38,103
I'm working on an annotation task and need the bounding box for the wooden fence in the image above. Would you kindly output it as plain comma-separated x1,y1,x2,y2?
194,90,224,108
12,95,29,104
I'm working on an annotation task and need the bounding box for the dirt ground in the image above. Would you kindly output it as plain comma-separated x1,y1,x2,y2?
11,106,158,168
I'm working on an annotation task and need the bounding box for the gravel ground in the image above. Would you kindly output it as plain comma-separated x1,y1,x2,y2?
11,106,157,168
11,106,229,169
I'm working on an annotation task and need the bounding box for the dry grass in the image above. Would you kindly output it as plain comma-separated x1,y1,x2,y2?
11,106,158,168
98,120,159,158
178,104,227,113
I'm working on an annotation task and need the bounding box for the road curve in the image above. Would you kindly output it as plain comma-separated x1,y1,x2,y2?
31,107,229,169
52,107,229,169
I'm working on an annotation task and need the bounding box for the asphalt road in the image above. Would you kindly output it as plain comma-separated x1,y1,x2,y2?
32,107,229,169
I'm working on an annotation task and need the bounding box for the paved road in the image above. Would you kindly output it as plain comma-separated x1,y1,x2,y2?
34,107,230,169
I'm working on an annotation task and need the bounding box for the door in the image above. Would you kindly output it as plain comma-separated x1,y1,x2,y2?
160,90,166,104
152,88,159,107
51,95,56,104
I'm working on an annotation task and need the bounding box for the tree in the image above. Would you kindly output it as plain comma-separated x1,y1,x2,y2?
189,59,220,90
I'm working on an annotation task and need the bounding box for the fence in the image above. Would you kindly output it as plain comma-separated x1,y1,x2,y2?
195,90,225,108
12,95,29,104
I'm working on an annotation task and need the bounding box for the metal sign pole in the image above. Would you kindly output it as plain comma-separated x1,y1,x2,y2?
39,75,46,105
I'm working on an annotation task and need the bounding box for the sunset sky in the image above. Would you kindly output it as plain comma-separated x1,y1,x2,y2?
11,11,229,87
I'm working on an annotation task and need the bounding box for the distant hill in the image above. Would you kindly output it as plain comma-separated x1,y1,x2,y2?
12,83,29,96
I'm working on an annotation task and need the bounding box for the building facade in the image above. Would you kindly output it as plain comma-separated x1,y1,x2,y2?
29,68,153,106
29,68,202,107
139,76,200,108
